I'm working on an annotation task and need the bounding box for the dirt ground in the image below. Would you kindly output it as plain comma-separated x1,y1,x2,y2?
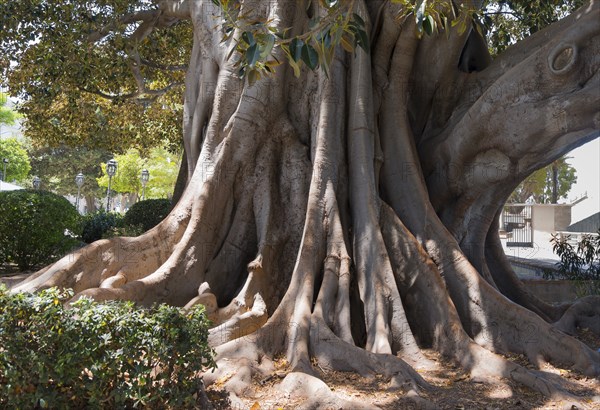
206,328,600,410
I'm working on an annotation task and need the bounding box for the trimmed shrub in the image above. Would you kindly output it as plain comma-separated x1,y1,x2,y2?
0,189,81,270
0,286,216,409
123,198,172,232
81,210,123,243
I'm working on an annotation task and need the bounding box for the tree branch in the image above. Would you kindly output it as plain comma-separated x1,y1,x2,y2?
87,10,162,43
140,58,187,72
78,81,184,102
420,1,599,218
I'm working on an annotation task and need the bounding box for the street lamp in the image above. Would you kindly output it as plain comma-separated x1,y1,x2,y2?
140,169,149,200
106,159,118,212
75,172,85,212
2,158,8,182
32,176,41,190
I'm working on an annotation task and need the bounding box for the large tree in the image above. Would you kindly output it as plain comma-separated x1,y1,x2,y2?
3,0,599,406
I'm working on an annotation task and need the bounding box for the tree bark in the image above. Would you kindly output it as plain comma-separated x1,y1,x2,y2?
14,0,600,406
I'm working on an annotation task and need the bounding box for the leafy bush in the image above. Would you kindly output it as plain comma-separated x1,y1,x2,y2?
0,190,81,270
81,210,123,243
123,198,172,232
0,286,216,409
549,232,600,296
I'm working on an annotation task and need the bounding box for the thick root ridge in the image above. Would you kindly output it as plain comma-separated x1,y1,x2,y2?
554,295,600,336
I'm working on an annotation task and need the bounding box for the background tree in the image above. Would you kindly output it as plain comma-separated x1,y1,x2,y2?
144,146,180,199
97,146,179,205
3,0,599,407
0,138,30,183
484,0,586,55
0,92,20,126
98,148,145,203
28,145,110,212
508,156,577,203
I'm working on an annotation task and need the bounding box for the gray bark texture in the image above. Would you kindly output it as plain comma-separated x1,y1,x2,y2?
14,0,600,407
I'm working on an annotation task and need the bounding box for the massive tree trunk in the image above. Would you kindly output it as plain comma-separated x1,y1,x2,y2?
15,0,600,407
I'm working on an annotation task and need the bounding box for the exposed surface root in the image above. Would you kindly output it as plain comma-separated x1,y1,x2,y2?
555,296,600,336
8,1,600,408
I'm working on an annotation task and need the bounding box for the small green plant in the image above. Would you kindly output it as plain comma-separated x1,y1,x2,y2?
0,190,81,270
81,210,123,243
0,285,216,409
123,198,172,232
549,232,600,296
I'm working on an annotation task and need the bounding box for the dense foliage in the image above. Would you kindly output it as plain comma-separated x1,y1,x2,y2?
0,190,80,270
123,198,172,232
0,0,586,153
0,138,30,183
28,145,110,199
97,146,179,199
0,0,189,152
0,286,216,409
0,92,19,126
81,210,123,243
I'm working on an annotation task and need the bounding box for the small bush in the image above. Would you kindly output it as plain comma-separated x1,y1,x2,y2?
549,232,600,296
81,210,123,243
0,190,81,270
123,198,172,232
0,286,216,409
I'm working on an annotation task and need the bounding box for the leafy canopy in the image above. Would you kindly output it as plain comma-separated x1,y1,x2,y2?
0,0,190,152
0,0,587,153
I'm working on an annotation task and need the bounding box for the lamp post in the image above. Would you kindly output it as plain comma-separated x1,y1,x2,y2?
2,158,8,182
106,159,117,212
32,176,41,190
140,169,149,200
75,172,85,212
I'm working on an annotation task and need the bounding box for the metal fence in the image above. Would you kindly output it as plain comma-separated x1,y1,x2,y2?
503,205,533,247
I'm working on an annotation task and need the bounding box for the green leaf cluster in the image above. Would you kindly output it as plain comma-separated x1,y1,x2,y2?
97,146,179,198
80,210,123,243
214,0,370,83
0,286,216,409
393,0,469,37
548,232,600,296
1,0,190,152
0,190,81,270
0,138,31,183
0,92,20,126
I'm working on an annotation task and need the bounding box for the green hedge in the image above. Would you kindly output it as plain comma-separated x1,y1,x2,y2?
123,199,172,232
0,190,81,270
81,210,123,243
0,286,216,409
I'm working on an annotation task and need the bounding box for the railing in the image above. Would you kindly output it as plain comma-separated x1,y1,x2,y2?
503,204,533,247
